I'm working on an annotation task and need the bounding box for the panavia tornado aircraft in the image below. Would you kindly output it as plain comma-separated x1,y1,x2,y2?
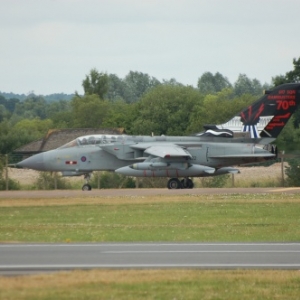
17,83,300,190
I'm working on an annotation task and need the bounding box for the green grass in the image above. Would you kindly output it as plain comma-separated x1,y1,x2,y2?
1,193,300,299
1,193,300,242
1,270,300,300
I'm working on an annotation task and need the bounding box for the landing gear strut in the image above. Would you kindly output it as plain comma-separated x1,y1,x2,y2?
167,177,194,189
82,173,92,191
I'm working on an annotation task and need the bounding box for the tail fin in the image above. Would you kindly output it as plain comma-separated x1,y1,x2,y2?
214,83,300,138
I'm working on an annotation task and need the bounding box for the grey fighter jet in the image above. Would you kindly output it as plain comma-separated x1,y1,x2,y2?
17,83,300,190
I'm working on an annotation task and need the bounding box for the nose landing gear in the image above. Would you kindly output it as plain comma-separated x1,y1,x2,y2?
82,173,92,191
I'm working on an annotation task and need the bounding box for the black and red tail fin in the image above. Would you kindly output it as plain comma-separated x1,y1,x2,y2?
259,83,300,137
213,83,300,138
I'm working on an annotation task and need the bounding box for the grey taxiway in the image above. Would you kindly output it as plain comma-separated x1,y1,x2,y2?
1,243,300,275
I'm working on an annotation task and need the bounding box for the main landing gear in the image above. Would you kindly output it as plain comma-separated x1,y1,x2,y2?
82,173,92,191
81,173,194,191
167,177,194,189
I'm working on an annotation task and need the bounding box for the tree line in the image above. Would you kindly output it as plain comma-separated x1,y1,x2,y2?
0,58,299,156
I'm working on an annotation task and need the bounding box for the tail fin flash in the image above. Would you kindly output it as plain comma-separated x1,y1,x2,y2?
215,83,300,138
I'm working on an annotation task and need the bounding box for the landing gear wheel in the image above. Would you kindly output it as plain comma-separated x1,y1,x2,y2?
82,173,92,191
181,178,194,189
187,179,194,189
167,178,182,189
82,184,92,191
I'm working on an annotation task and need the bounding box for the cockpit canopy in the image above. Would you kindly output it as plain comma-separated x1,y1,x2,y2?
59,135,126,149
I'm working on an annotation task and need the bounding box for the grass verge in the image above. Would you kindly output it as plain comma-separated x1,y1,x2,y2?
1,193,300,242
1,269,300,300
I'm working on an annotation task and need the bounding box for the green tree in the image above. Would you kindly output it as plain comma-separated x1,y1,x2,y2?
233,74,265,96
13,96,47,119
162,78,184,86
187,89,255,133
123,71,161,103
45,100,70,119
129,85,202,135
45,100,72,128
0,118,53,154
0,96,20,114
0,121,14,154
106,74,131,102
71,94,110,128
51,111,73,128
0,95,6,107
106,72,162,103
81,68,109,98
0,105,9,122
102,99,135,130
198,72,232,94
12,118,53,135
273,57,300,86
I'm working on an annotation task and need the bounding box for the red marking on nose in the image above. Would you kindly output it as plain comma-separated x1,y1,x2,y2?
65,161,77,165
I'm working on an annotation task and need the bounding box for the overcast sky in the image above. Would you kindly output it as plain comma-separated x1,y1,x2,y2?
0,0,299,95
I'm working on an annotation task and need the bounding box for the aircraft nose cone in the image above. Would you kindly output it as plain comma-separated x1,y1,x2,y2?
17,153,45,170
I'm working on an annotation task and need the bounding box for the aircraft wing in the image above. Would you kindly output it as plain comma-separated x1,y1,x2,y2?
99,142,192,161
144,145,193,159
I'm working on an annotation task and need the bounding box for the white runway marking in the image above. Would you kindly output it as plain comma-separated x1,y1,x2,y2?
1,243,299,274
102,250,300,253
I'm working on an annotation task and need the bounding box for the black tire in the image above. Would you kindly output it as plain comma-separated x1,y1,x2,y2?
82,184,92,191
167,178,182,189
181,178,194,189
186,178,194,189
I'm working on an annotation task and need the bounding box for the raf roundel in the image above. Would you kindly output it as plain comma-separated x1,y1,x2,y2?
81,156,87,162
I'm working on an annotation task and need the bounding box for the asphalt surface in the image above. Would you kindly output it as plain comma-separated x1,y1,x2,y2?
0,243,300,275
0,187,300,198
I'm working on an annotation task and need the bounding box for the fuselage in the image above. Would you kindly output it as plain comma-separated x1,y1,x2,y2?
18,134,275,177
